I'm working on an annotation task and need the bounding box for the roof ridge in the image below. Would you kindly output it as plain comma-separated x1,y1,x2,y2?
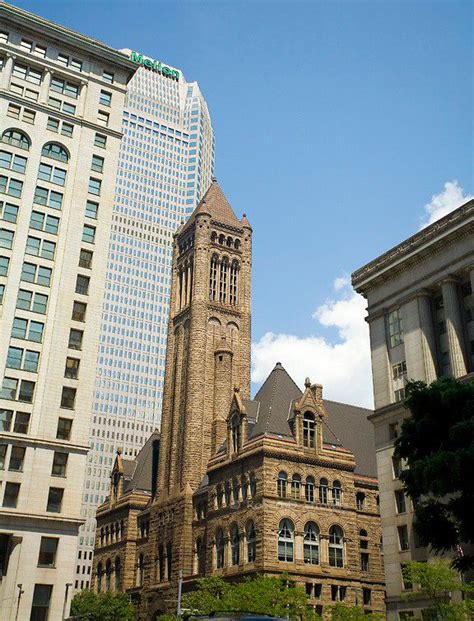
323,398,373,413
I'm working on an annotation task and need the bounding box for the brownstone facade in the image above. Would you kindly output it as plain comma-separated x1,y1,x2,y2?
93,180,385,619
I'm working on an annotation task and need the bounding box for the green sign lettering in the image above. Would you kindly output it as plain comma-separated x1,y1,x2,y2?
129,51,179,81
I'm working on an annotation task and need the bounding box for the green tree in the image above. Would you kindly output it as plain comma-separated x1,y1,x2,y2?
394,378,474,570
401,561,474,620
182,573,309,619
330,603,385,620
70,590,136,621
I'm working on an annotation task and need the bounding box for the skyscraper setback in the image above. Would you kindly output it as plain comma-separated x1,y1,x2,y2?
76,50,215,584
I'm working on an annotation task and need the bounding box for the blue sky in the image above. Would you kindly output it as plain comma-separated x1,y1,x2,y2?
13,0,473,405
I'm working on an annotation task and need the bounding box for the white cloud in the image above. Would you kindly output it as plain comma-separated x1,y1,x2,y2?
251,278,373,408
421,180,472,228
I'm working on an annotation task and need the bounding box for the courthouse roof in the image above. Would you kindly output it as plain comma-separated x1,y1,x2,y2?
189,179,242,229
123,430,160,494
247,363,376,477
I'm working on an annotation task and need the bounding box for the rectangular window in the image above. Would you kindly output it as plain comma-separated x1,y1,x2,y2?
57,417,72,440
75,275,89,295
0,151,27,174
47,117,60,133
46,487,64,512
82,225,96,244
394,388,406,402
88,178,101,196
12,63,42,85
97,110,109,127
51,452,68,477
388,308,404,347
0,284,3,305
38,537,58,567
392,454,402,478
13,412,30,434
389,422,399,440
38,163,66,186
0,256,10,276
61,386,76,409
102,70,114,84
0,201,19,223
72,301,86,322
62,122,74,137
68,329,83,350
0,444,6,469
395,490,407,514
18,380,35,402
393,361,407,380
79,249,93,269
23,108,36,124
34,45,47,58
64,357,80,379
31,584,53,620
398,525,410,551
50,77,79,98
30,211,60,235
0,409,13,432
0,175,23,198
85,201,98,219
7,104,21,119
33,186,63,210
91,155,104,173
0,377,18,400
3,482,20,508
401,563,413,590
9,446,26,471
361,552,369,572
94,133,107,148
363,588,371,606
0,228,14,249
20,39,33,53
99,90,111,106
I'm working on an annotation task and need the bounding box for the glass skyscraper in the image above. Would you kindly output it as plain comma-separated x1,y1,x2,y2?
75,51,215,586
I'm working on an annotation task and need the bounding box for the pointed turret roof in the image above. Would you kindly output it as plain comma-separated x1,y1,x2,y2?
191,179,241,228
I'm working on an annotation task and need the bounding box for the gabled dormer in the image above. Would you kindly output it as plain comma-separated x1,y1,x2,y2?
290,378,327,453
226,387,249,454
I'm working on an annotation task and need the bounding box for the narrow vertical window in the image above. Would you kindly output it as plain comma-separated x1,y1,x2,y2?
209,255,218,301
278,519,294,562
219,257,228,303
277,471,287,498
304,522,320,565
246,521,256,562
229,260,239,305
216,529,224,568
303,412,316,447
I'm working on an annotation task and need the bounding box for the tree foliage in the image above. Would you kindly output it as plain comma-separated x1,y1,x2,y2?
394,378,474,570
401,561,474,620
330,603,384,620
182,574,310,619
70,590,136,621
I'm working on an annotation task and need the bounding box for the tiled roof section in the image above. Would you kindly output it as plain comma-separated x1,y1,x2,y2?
250,362,302,438
123,430,160,494
248,363,377,477
192,179,241,228
242,398,259,422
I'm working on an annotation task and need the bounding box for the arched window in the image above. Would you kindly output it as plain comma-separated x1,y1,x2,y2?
232,479,240,505
303,412,316,448
229,260,239,305
96,562,103,593
332,480,342,506
231,414,241,452
219,257,228,303
114,557,121,590
1,129,30,150
209,255,218,301
218,234,225,245
356,492,366,510
304,522,320,565
234,239,241,250
110,523,115,542
329,526,344,568
226,236,233,247
246,520,256,562
277,471,287,498
136,554,144,586
319,478,328,504
241,476,248,500
291,474,301,499
278,519,294,562
305,476,315,502
230,524,240,565
250,472,257,497
215,529,225,569
105,559,112,591
211,231,217,243
41,142,69,163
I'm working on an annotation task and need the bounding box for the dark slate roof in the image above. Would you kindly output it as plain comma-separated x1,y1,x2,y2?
249,363,376,478
123,430,160,494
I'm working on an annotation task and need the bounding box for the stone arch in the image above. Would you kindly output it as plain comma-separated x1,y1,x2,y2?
1,127,31,150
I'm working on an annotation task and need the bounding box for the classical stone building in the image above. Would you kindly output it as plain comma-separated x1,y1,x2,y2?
352,199,474,619
94,180,385,619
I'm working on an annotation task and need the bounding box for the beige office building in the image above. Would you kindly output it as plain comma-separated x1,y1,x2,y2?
352,200,474,619
0,4,135,619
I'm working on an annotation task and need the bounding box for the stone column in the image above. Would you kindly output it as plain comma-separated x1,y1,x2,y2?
295,530,304,562
441,278,467,377
417,290,438,383
368,315,392,409
78,79,88,117
1,53,15,89
39,67,52,103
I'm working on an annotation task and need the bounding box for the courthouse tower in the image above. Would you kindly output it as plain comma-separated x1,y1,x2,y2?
146,179,252,596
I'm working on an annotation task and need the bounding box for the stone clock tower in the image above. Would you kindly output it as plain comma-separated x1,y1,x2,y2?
142,180,252,613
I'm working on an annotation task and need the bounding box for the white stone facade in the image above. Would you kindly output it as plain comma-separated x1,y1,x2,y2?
352,201,474,619
0,5,135,619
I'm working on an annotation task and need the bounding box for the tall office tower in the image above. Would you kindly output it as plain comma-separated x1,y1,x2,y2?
0,4,135,619
352,200,474,619
76,50,215,586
